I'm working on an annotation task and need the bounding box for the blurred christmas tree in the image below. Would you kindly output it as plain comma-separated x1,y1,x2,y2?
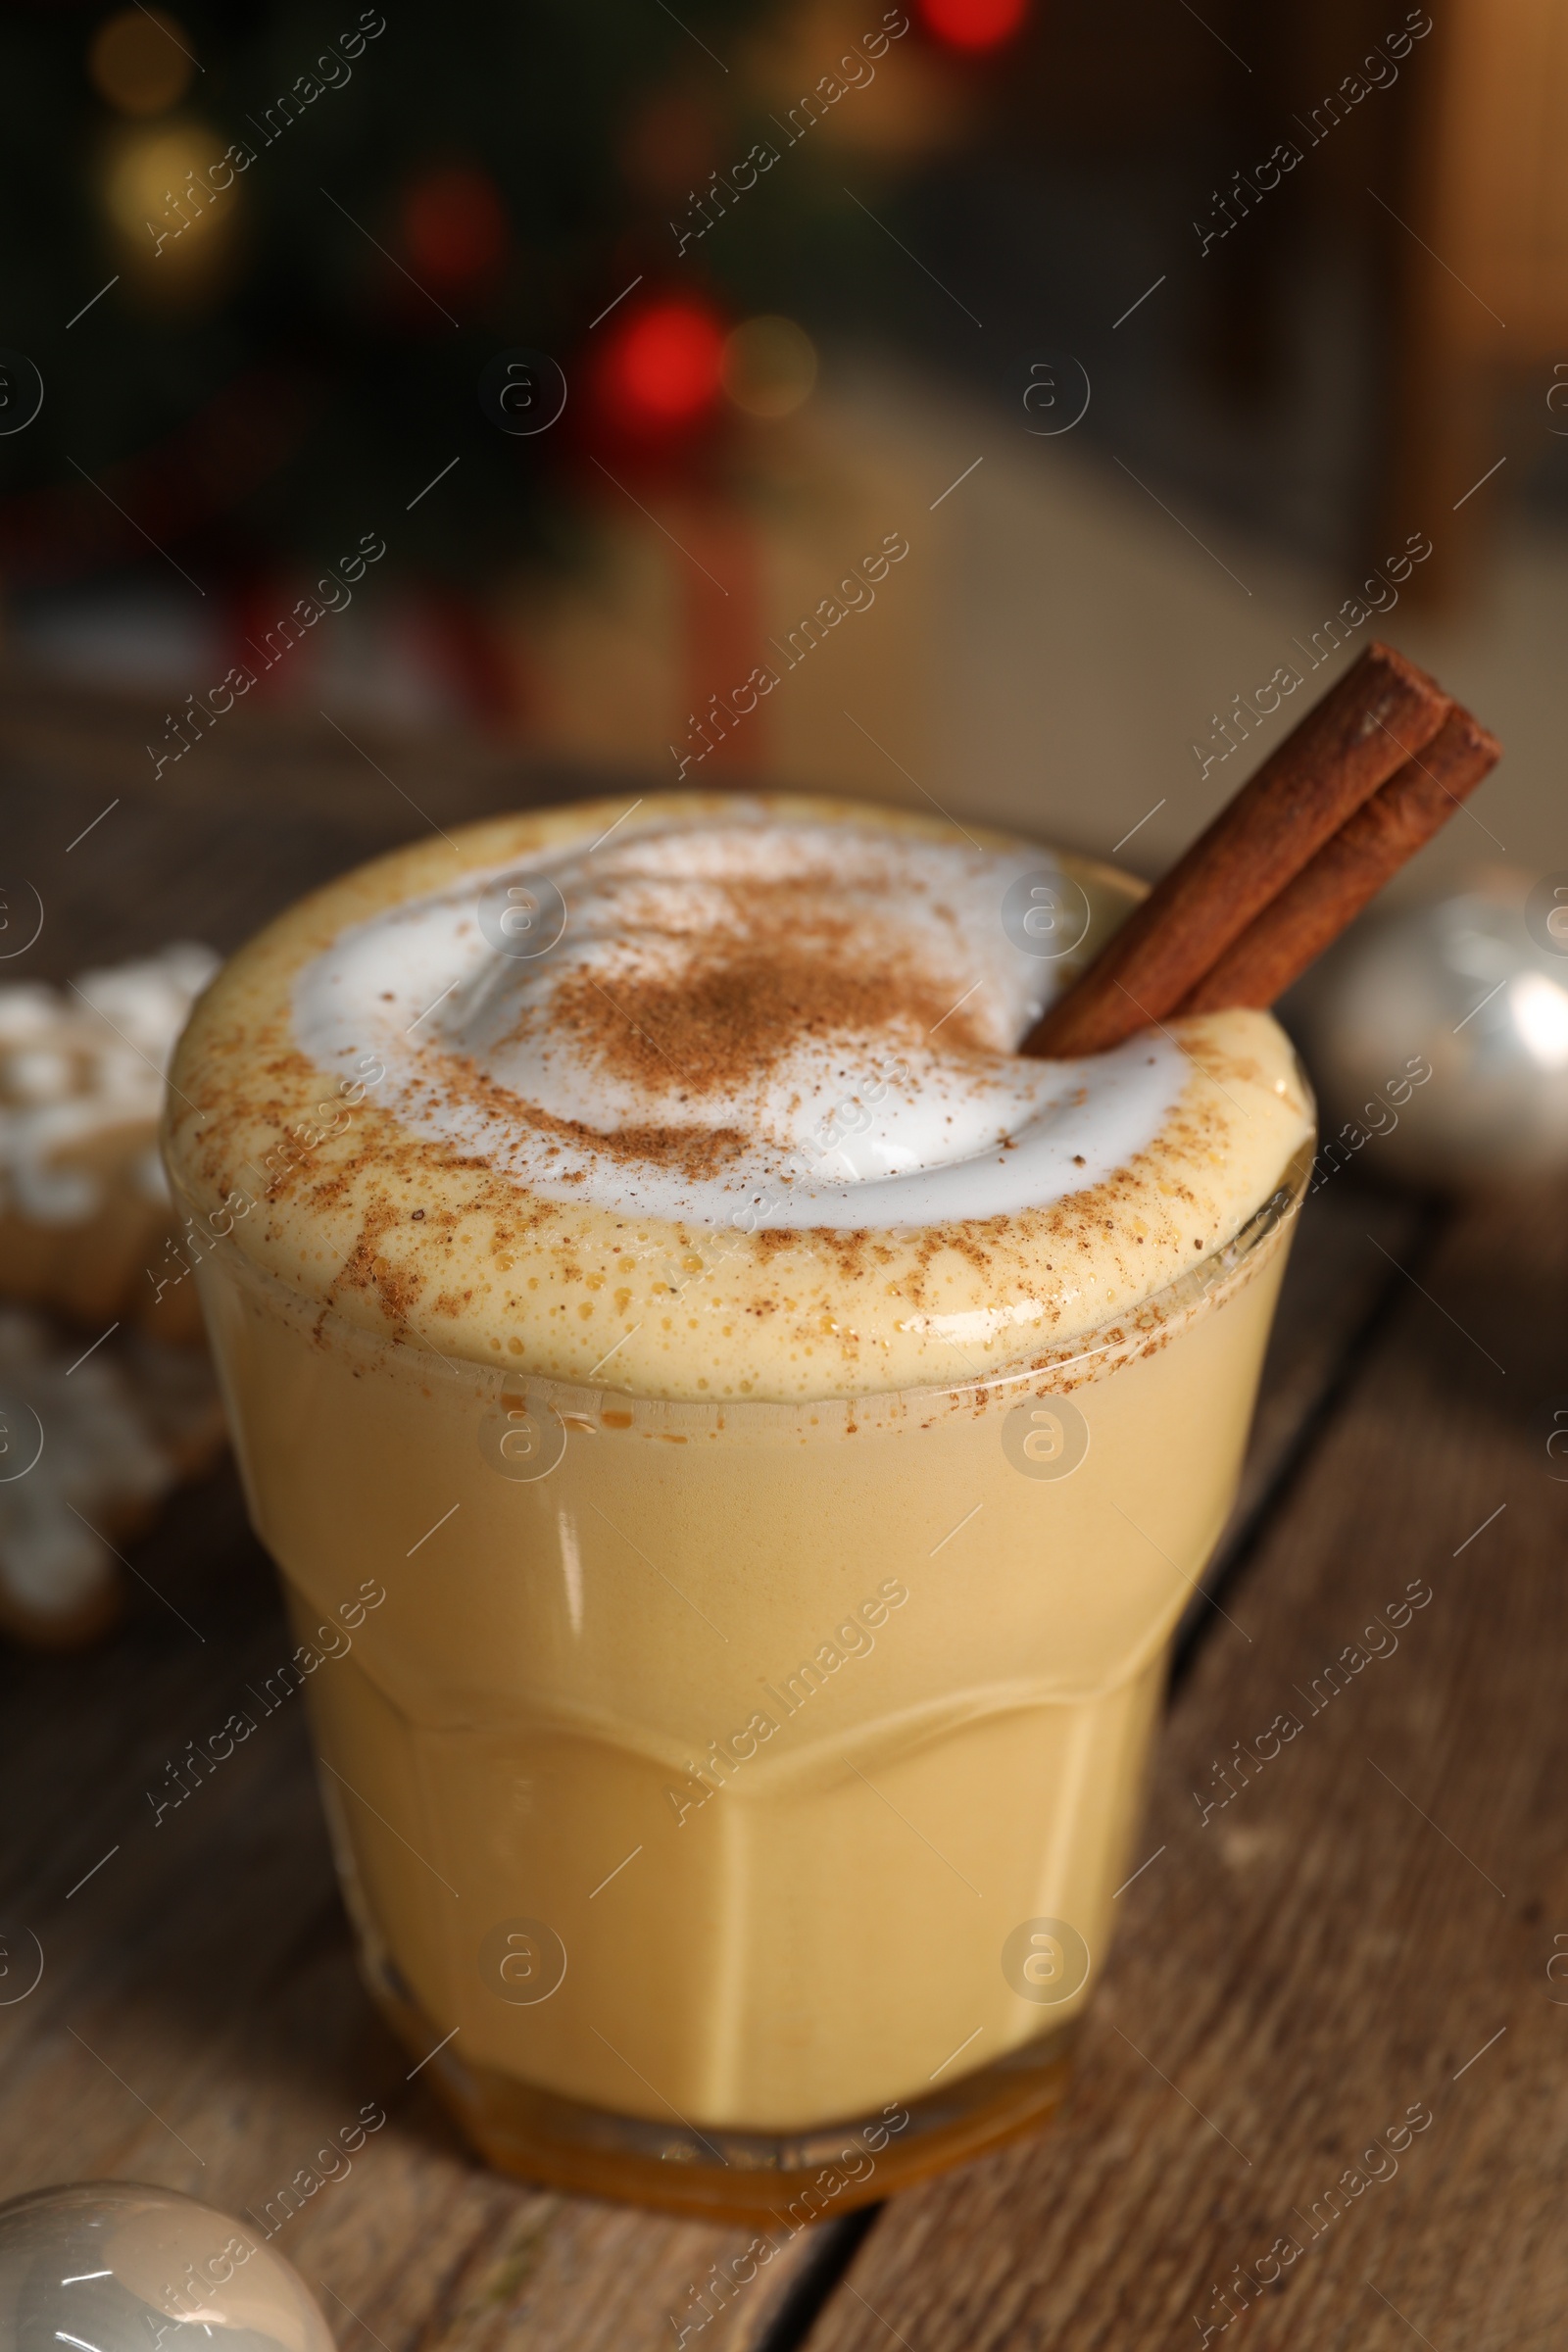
0,0,1002,598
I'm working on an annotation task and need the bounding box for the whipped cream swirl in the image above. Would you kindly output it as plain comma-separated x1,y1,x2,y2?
293,811,1184,1229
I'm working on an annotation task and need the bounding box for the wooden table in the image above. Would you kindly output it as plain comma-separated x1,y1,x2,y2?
3,674,1560,2350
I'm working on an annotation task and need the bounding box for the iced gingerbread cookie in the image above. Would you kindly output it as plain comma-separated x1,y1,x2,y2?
0,1307,224,1645
0,944,218,1339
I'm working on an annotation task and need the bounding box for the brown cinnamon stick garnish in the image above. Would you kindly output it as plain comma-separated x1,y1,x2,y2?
1174,706,1499,1013
1022,641,1451,1058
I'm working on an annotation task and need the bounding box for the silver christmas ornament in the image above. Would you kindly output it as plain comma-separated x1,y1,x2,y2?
0,2182,333,2352
1293,868,1568,1187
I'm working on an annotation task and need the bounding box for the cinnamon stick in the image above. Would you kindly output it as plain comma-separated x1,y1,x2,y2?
1022,641,1451,1058
1174,706,1499,1013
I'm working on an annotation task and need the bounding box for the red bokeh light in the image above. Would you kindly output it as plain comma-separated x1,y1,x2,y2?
594,298,727,434
401,165,509,293
917,0,1030,50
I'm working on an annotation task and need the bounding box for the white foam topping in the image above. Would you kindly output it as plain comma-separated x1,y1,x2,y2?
293,813,1188,1230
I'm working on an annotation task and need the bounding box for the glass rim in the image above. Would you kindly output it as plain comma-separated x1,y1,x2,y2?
184,1131,1314,1434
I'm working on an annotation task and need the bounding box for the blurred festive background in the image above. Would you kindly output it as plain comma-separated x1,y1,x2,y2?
2,0,1565,842
4,0,1568,1635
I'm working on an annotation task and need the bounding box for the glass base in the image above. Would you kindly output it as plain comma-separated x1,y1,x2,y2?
369,1966,1074,2223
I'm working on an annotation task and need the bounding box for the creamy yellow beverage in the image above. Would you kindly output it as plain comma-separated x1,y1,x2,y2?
163,794,1311,2214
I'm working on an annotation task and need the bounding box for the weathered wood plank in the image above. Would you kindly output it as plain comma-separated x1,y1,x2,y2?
0,671,627,982
800,1181,1563,2351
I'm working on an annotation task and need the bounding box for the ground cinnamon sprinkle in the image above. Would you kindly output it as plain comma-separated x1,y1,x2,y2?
607,1121,749,1178
548,940,976,1099
432,1053,751,1183
332,1199,426,1325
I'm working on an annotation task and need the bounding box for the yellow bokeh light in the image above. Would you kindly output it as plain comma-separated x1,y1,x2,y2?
89,9,195,117
721,317,818,420
104,123,236,299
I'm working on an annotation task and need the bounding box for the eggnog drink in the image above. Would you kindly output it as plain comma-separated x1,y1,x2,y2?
164,794,1311,2216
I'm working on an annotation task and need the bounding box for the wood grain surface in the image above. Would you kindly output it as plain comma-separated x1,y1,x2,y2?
802,1190,1562,2352
2,675,1549,2352
0,673,631,984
